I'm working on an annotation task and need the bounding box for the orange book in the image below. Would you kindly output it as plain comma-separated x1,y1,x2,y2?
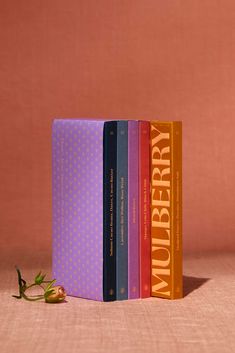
150,121,182,299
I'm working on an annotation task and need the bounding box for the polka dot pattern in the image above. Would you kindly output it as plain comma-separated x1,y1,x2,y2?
52,119,104,301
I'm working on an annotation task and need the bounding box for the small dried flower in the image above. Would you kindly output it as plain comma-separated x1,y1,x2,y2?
45,286,67,303
12,267,66,304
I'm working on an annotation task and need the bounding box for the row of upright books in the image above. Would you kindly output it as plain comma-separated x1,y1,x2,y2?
52,119,182,301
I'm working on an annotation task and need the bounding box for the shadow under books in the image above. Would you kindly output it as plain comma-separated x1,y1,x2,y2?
183,275,210,297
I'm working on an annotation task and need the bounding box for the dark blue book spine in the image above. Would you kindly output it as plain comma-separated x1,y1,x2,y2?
116,121,128,300
103,121,117,301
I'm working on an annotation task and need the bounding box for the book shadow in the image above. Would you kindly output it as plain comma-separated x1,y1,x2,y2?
183,275,210,297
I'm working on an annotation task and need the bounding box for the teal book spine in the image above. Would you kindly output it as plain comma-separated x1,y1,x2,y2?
116,121,128,300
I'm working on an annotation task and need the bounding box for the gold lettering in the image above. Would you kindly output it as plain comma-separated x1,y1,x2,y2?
152,188,170,207
151,123,171,297
152,267,170,296
151,125,170,147
151,207,170,229
152,167,170,187
152,230,170,246
152,248,170,267
152,146,170,166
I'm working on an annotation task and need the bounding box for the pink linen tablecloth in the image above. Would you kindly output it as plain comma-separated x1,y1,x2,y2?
1,251,234,353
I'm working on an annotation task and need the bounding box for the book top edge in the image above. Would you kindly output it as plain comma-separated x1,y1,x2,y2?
150,121,182,125
52,118,105,124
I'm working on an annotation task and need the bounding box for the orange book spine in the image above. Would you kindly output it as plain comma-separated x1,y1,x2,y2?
150,121,182,299
139,121,151,298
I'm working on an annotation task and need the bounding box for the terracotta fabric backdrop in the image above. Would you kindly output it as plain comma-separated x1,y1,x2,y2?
1,0,235,258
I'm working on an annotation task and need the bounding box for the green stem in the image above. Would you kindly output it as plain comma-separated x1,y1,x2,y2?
22,282,46,301
21,291,45,301
25,283,38,290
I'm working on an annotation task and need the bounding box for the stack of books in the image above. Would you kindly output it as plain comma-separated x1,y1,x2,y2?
52,119,182,301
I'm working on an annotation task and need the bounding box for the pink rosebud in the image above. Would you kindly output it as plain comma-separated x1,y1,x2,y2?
45,286,66,303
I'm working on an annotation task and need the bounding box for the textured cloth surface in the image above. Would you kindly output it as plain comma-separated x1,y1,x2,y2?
1,252,235,353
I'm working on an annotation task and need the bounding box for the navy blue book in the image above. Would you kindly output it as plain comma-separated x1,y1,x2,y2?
116,121,128,300
103,121,117,301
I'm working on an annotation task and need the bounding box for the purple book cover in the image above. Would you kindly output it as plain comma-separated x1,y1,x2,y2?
52,119,104,301
128,121,140,299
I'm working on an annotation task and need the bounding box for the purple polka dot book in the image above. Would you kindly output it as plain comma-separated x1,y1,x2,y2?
52,119,117,301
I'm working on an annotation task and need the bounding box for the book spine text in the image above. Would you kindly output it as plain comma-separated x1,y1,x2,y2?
150,121,182,299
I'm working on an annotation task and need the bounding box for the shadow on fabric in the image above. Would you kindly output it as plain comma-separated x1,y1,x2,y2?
183,275,210,297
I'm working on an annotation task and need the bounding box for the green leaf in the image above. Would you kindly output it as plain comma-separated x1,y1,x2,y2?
45,279,56,292
34,271,43,284
35,271,46,285
35,271,41,280
44,289,55,299
41,274,46,281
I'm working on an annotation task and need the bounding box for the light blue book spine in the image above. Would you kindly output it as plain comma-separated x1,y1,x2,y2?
116,121,128,300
